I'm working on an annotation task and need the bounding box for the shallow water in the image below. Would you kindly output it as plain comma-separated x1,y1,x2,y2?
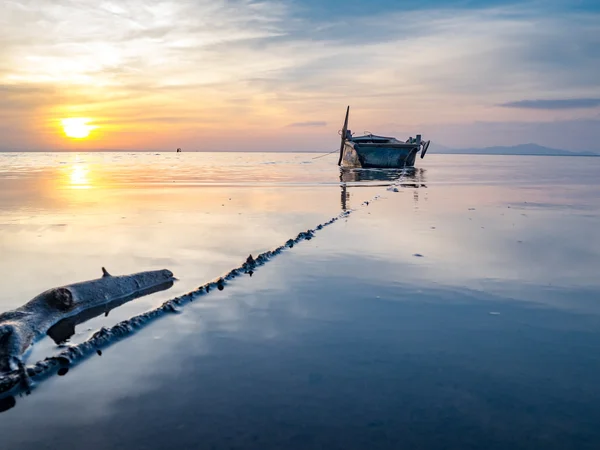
1,152,600,449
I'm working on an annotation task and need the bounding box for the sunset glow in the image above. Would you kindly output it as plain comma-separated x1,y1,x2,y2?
61,118,96,139
0,1,598,152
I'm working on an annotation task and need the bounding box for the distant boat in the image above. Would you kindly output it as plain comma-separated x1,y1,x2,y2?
176,148,182,153
337,106,430,168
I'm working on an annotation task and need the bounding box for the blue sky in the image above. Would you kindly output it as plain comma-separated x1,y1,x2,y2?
0,0,598,151
294,0,600,16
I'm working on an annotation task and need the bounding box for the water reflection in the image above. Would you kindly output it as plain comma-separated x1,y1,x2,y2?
0,395,16,413
0,279,175,414
68,163,91,190
340,168,427,210
46,280,175,344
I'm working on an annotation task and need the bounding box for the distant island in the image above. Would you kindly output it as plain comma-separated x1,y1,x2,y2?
432,143,598,157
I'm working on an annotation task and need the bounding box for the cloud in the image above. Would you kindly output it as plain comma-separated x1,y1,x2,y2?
499,99,600,110
287,121,327,127
0,1,599,150
414,118,600,152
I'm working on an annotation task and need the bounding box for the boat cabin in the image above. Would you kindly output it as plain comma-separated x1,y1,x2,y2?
349,133,399,144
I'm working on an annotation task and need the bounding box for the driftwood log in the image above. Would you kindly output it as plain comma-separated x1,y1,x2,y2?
0,268,174,374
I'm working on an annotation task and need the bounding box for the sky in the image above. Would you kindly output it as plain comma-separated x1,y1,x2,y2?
0,0,599,152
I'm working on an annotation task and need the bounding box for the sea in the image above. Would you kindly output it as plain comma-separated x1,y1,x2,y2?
0,151,600,449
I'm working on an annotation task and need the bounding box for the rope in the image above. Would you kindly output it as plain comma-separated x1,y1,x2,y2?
0,176,410,400
311,149,339,160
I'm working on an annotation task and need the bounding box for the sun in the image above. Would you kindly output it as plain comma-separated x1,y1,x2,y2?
61,118,96,139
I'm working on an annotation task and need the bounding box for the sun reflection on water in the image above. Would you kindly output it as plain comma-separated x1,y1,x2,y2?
69,163,91,189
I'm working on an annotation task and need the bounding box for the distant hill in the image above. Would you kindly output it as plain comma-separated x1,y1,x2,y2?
435,143,598,157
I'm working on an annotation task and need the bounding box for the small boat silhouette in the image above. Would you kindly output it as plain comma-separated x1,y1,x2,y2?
337,106,430,168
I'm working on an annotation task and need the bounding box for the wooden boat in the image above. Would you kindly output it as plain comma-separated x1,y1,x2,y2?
337,106,430,168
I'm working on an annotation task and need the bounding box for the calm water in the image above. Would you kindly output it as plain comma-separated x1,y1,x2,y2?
1,152,600,449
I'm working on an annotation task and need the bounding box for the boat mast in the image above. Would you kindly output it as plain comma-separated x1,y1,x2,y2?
337,106,350,166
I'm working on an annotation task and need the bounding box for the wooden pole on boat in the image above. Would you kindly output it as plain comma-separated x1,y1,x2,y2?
337,106,350,166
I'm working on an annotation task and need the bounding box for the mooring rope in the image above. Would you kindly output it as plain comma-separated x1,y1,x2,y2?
0,164,425,406
0,164,427,403
0,187,392,399
311,149,339,160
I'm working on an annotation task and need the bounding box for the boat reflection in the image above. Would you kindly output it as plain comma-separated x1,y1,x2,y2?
340,168,427,211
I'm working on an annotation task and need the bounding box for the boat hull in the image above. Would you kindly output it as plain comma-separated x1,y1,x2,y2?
340,142,419,168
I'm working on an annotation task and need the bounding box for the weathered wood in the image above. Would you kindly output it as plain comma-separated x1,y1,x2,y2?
421,140,430,159
338,106,350,166
0,268,175,373
342,142,419,168
336,106,429,168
